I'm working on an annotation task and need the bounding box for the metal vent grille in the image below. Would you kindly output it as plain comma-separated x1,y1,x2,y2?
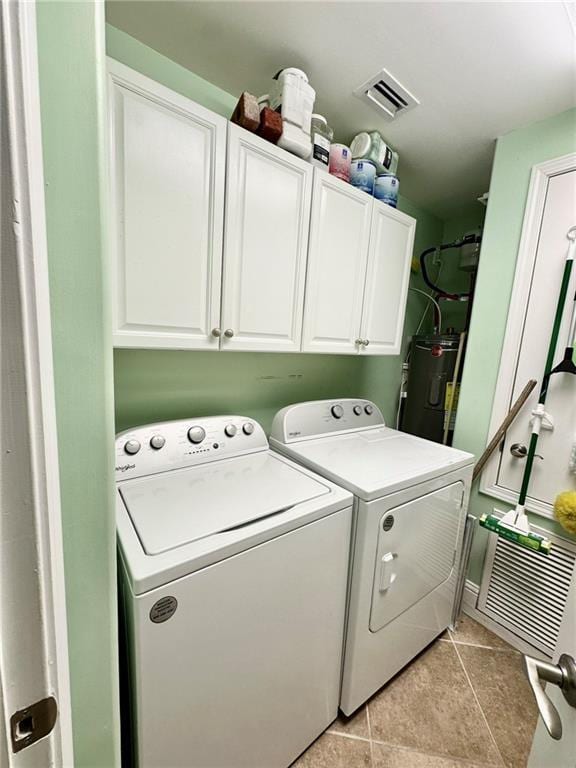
478,522,576,656
354,68,419,121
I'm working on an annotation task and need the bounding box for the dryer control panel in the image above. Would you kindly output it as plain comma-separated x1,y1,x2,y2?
270,399,384,444
115,416,267,481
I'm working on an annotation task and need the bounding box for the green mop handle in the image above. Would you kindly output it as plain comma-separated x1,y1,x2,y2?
518,241,575,506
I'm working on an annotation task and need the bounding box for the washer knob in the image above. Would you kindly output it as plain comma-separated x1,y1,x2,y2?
364,404,374,415
187,426,206,444
331,404,344,419
124,439,141,455
150,435,165,450
353,405,362,415
242,422,255,435
225,424,237,437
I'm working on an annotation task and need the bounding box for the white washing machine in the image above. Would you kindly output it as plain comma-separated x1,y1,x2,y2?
270,399,474,715
116,415,353,768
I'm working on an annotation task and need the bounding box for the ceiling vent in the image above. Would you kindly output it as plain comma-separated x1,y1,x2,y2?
354,69,419,121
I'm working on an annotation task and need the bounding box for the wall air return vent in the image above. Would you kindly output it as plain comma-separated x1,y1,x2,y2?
354,69,419,121
478,519,576,657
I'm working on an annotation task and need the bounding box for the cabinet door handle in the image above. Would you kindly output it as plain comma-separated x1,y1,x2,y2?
224,329,235,338
355,338,363,346
211,328,221,338
363,339,370,347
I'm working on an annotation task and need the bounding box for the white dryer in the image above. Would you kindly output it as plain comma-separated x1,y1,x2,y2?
270,399,474,715
116,415,353,768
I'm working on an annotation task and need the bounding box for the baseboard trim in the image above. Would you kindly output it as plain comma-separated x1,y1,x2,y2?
462,579,479,613
459,580,549,660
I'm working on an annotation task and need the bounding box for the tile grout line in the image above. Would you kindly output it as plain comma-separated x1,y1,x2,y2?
367,736,504,767
325,729,371,743
445,636,519,654
365,704,375,767
451,639,507,768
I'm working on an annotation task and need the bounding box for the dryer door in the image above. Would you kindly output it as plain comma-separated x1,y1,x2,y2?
369,481,464,632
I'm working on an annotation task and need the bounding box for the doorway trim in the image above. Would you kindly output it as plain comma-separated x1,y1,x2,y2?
2,0,73,762
480,152,576,518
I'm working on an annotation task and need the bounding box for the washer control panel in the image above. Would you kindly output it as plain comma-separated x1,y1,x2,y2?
270,399,384,444
115,416,266,481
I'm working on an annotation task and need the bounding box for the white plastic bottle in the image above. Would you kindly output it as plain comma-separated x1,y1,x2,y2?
310,114,333,169
269,68,315,159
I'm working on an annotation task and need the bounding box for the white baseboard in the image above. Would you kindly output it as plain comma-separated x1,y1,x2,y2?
459,579,549,660
462,578,479,613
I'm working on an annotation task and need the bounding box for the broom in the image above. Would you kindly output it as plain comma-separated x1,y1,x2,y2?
480,226,576,553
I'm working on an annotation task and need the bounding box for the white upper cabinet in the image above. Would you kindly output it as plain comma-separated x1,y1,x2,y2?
220,125,313,352
302,171,373,354
108,60,226,349
107,64,417,356
359,202,415,355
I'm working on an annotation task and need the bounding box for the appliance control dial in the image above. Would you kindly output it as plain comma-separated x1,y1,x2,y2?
225,424,237,437
364,404,374,415
353,405,363,415
187,426,206,444
150,435,165,450
331,404,344,419
242,422,254,435
124,439,141,455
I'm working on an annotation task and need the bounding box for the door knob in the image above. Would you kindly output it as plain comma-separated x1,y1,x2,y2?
224,329,234,338
523,653,576,740
510,443,543,460
211,328,221,338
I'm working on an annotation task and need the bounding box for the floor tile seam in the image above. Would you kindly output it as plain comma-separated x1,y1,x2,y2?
368,737,502,766
325,728,371,744
365,702,376,767
451,638,519,654
451,639,507,768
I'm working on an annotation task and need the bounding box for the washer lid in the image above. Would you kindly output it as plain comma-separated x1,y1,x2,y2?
277,428,474,500
119,452,330,555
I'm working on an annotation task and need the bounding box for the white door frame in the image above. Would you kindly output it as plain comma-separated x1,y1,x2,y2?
1,0,73,764
480,152,576,518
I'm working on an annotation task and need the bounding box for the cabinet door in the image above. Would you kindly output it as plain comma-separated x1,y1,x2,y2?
302,171,373,354
221,125,313,352
359,201,416,355
108,60,226,349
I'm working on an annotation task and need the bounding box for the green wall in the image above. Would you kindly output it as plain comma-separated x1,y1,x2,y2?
453,107,576,585
106,24,236,119
107,25,444,434
37,4,119,766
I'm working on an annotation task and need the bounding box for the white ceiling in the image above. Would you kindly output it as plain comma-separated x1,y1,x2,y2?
106,1,576,220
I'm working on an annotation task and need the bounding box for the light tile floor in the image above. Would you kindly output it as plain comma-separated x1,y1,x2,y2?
292,617,539,768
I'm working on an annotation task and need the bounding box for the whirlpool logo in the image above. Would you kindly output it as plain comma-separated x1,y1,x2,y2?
115,463,135,473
